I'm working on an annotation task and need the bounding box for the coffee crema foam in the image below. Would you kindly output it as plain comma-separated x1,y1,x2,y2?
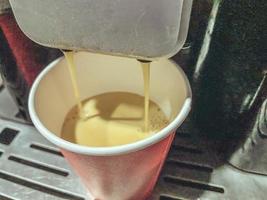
61,92,169,147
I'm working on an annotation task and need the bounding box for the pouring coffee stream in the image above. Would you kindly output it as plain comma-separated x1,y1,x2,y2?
62,50,84,118
62,50,152,132
139,59,151,133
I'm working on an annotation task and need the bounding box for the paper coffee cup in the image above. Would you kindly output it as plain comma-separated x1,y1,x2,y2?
28,52,192,200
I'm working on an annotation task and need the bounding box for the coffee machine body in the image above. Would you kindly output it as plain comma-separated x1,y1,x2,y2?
9,0,192,60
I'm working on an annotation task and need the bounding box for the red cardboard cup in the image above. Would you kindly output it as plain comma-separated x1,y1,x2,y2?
29,52,192,200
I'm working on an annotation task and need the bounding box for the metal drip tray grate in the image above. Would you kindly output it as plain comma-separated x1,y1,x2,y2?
1,86,267,200
0,117,89,200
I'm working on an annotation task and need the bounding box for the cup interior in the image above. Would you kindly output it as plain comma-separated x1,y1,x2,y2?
30,52,191,154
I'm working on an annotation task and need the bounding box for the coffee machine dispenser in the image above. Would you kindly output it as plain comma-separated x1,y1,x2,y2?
0,0,267,199
9,0,192,60
5,0,193,127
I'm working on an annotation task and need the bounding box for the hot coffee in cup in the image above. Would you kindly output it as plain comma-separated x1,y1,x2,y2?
29,52,191,199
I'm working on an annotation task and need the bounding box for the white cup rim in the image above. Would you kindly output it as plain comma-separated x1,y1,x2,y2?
28,56,192,156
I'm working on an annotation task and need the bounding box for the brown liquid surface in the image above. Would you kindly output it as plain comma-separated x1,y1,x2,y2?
61,92,169,147
62,51,165,147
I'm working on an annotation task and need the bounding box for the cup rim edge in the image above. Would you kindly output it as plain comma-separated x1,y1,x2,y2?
28,55,192,156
